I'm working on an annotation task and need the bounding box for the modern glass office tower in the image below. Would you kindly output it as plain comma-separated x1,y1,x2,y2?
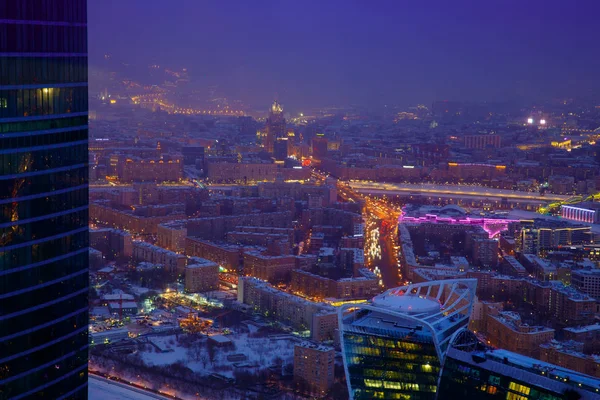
439,329,600,400
339,279,477,400
0,1,89,399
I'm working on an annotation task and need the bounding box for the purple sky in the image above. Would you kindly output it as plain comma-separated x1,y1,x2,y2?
88,0,600,111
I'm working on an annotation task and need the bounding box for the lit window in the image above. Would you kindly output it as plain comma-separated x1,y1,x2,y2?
507,393,528,400
509,382,531,395
364,379,382,388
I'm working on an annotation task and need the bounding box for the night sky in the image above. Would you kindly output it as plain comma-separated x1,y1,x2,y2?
88,0,600,111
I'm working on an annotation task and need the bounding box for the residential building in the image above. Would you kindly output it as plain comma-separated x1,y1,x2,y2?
243,250,296,284
294,343,335,395
185,259,219,293
132,241,187,274
540,341,600,379
485,310,555,358
572,268,600,299
238,277,337,340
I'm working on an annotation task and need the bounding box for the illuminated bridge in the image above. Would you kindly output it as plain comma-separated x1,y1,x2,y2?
349,182,569,203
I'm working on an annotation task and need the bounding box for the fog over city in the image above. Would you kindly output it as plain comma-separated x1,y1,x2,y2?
88,0,600,111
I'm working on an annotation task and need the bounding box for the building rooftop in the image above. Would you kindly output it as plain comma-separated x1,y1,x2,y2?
186,259,219,268
448,346,600,397
102,294,135,301
109,301,138,309
373,293,441,315
490,312,554,334
564,324,600,334
572,268,600,276
296,341,334,353
209,334,232,344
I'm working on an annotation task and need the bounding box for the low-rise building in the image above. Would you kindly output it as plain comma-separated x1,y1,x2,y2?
563,324,600,354
108,301,138,316
486,310,555,358
540,341,600,379
572,268,600,300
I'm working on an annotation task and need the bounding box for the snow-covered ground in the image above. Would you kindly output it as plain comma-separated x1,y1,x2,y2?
140,333,297,378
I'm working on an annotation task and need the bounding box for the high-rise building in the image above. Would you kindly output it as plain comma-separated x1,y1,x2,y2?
293,342,335,395
0,2,89,398
312,134,328,161
264,100,286,153
273,137,289,162
339,279,477,399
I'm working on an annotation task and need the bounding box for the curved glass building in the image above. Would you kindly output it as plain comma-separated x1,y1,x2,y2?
0,1,89,399
339,279,477,400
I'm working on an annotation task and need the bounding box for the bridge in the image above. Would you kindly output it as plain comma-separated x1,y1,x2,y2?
349,182,569,203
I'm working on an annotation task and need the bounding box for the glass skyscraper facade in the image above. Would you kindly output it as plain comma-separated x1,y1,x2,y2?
438,330,600,400
0,1,89,399
339,279,477,400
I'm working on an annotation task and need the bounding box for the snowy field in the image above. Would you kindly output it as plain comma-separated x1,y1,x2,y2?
140,333,298,378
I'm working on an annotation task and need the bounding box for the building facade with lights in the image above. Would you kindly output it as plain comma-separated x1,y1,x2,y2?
561,203,600,224
439,330,600,399
0,1,89,398
339,279,477,399
293,342,335,395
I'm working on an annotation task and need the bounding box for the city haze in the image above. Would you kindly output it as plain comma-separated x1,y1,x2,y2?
88,0,600,112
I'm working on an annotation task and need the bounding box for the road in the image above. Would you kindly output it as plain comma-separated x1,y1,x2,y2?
89,374,174,400
349,181,569,202
338,180,402,288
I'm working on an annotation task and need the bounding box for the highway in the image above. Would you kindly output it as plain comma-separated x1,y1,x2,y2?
349,182,569,202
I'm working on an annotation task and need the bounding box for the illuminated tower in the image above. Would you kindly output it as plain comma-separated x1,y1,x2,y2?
0,1,89,398
339,279,477,399
264,100,286,153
